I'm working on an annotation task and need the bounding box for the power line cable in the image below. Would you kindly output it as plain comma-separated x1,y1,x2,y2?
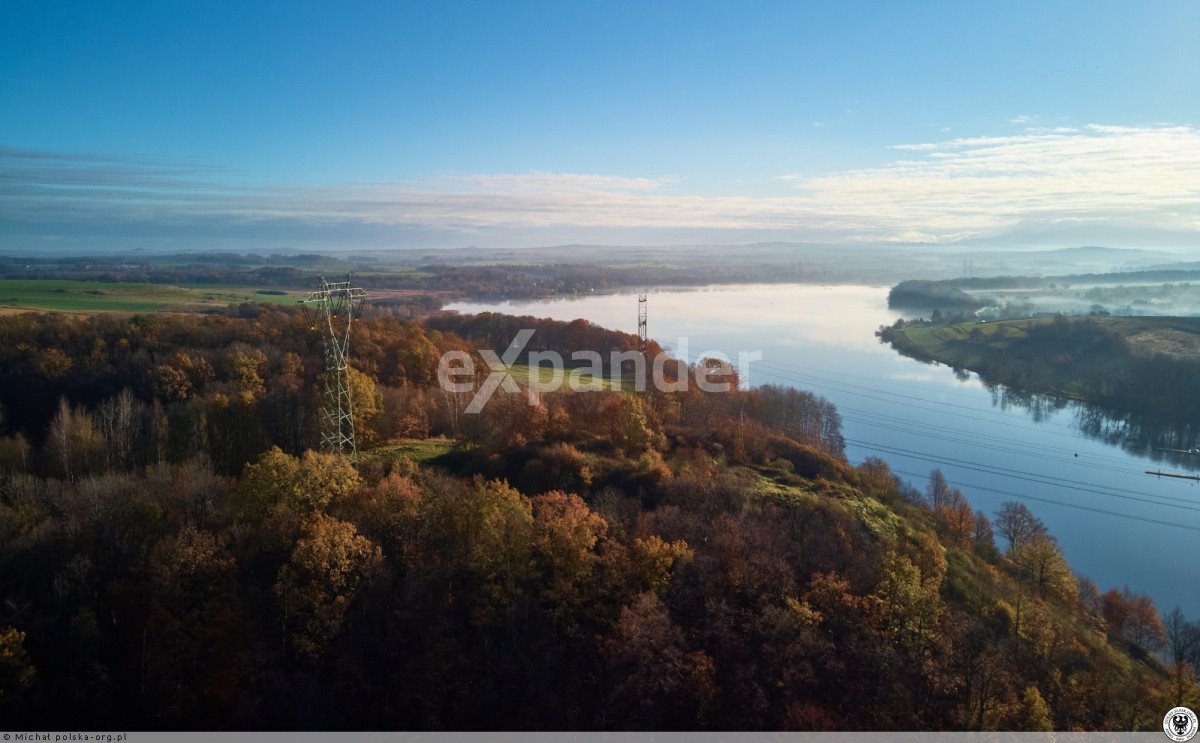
893,468,1200,534
847,439,1200,512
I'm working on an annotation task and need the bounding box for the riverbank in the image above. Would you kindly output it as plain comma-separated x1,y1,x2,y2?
879,315,1200,418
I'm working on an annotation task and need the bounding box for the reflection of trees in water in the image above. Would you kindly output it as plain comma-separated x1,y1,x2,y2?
1074,405,1200,472
979,377,1200,471
890,335,1200,470
981,380,1070,423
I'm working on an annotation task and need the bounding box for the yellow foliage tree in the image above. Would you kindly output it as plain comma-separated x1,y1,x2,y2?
237,447,360,516
631,534,694,595
347,366,381,446
275,514,382,658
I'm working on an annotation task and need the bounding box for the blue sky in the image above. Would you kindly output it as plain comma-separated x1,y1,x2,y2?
2,0,1199,251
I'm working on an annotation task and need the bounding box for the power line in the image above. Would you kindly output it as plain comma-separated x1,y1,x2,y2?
846,439,1200,512
833,404,1120,466
670,344,1084,439
894,468,1200,534
668,346,1193,506
838,415,1147,477
676,348,1168,481
678,349,1093,443
750,360,1081,434
652,300,1076,413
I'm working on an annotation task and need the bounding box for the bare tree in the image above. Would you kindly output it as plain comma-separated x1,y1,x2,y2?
46,397,76,479
96,388,139,471
994,501,1046,553
1165,607,1198,668
926,469,952,510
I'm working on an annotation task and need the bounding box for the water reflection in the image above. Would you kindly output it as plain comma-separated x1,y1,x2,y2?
1074,406,1200,471
904,355,1200,472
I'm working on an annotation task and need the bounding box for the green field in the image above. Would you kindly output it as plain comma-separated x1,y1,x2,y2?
506,362,627,391
0,279,299,313
885,319,1026,369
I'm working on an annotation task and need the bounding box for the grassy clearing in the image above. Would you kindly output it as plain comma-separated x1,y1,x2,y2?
749,469,906,540
506,362,628,391
363,437,457,467
0,279,299,314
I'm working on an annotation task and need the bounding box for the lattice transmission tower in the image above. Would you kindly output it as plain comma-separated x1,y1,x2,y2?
301,275,367,460
637,292,648,353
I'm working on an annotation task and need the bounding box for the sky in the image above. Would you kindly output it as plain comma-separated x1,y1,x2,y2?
2,0,1199,252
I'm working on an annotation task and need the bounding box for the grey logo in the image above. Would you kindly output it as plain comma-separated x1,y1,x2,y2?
1165,706,1198,742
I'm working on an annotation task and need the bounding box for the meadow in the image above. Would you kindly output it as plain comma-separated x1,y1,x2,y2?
0,279,298,313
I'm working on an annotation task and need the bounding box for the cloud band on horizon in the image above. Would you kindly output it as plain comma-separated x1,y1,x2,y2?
2,123,1198,249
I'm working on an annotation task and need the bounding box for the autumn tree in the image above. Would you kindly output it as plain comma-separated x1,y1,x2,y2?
972,511,997,557
275,514,383,658
601,592,716,729
1009,533,1077,603
460,478,536,623
875,551,944,655
145,526,253,722
531,490,607,618
630,534,694,596
934,488,975,546
1011,685,1053,731
1101,587,1165,650
1126,591,1166,651
347,366,382,445
224,346,268,399
236,447,360,516
606,393,656,455
0,626,36,710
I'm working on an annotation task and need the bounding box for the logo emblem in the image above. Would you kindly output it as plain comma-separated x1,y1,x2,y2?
1165,707,1198,742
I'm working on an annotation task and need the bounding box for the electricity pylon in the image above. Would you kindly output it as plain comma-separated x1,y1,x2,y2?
301,275,367,460
637,292,648,353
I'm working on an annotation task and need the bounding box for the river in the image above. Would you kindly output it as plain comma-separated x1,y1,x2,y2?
447,284,1200,617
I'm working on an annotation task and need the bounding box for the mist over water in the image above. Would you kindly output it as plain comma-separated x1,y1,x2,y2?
967,282,1200,320
450,284,1200,617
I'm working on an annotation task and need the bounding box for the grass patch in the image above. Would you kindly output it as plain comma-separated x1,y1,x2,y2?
749,469,906,540
506,362,627,391
363,437,457,467
0,279,299,314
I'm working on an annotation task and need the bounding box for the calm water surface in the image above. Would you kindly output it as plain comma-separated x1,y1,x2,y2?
449,284,1200,616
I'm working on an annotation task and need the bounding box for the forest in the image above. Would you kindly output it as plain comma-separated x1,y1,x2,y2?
1,304,1198,730
0,252,810,303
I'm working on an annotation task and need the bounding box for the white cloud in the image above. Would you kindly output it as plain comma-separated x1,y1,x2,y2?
3,124,1200,245
795,124,1200,240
